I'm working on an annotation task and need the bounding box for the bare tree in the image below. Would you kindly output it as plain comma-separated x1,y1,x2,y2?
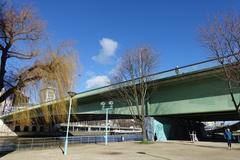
199,12,240,112
0,2,78,124
0,3,43,102
111,46,158,141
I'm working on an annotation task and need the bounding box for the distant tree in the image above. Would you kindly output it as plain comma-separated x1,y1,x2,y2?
0,2,77,124
199,12,240,112
111,46,158,141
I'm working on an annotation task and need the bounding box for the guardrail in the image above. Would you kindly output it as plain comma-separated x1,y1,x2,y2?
0,134,143,152
149,57,220,82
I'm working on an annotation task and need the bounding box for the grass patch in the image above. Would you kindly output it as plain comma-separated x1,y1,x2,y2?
139,140,154,144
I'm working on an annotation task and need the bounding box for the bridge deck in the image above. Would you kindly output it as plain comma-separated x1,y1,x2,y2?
1,63,239,122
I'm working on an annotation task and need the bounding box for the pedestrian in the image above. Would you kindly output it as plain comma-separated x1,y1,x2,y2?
224,128,235,150
189,131,197,142
189,131,193,142
121,136,124,142
193,131,198,142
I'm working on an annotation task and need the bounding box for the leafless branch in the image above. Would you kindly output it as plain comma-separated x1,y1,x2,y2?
0,2,78,125
0,2,43,92
200,12,240,112
110,46,158,140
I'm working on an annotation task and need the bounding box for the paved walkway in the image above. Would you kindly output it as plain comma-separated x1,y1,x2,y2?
1,141,240,160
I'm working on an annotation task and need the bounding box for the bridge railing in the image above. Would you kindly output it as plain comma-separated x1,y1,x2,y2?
149,57,220,81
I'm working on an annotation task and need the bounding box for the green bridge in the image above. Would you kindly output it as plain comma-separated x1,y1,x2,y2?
1,64,239,122
1,61,240,139
68,66,238,121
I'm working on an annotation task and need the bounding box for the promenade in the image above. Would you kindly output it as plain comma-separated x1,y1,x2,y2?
1,141,240,160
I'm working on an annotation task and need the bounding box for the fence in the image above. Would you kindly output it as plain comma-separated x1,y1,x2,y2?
0,134,142,152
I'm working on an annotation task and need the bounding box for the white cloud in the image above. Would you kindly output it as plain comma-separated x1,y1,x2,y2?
92,38,118,64
86,75,110,89
109,58,121,76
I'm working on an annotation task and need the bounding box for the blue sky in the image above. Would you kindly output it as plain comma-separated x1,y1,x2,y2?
13,0,240,92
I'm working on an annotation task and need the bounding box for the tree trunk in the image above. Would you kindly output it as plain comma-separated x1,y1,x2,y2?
142,120,147,141
0,49,8,91
0,87,15,103
141,102,147,141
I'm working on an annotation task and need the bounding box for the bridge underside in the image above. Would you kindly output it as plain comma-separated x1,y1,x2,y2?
73,110,240,122
68,114,134,122
6,110,238,125
153,110,240,121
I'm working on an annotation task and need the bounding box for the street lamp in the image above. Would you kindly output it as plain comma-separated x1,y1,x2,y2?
64,91,77,156
101,101,114,145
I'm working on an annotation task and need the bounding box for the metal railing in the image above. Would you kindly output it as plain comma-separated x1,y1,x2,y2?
149,58,219,81
0,134,142,152
149,52,240,81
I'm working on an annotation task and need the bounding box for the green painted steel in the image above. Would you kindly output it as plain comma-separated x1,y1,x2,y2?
148,76,237,116
74,100,137,115
1,67,239,120
73,75,238,116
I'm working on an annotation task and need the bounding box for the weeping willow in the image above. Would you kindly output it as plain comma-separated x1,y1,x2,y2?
11,47,78,125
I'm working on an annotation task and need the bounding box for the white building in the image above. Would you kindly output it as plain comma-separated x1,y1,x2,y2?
40,87,56,103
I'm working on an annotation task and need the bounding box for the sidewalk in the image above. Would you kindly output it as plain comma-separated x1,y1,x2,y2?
165,140,240,149
1,141,240,160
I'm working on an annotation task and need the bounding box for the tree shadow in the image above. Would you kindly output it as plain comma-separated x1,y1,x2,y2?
136,151,172,160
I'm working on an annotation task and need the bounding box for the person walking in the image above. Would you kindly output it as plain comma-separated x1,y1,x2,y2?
193,131,198,142
224,128,235,150
189,131,193,142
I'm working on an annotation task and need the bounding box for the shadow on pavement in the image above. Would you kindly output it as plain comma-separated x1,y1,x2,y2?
101,151,122,155
0,151,14,158
136,151,172,160
181,142,240,150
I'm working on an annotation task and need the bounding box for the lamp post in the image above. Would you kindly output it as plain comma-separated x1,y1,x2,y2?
101,101,113,145
64,91,77,156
